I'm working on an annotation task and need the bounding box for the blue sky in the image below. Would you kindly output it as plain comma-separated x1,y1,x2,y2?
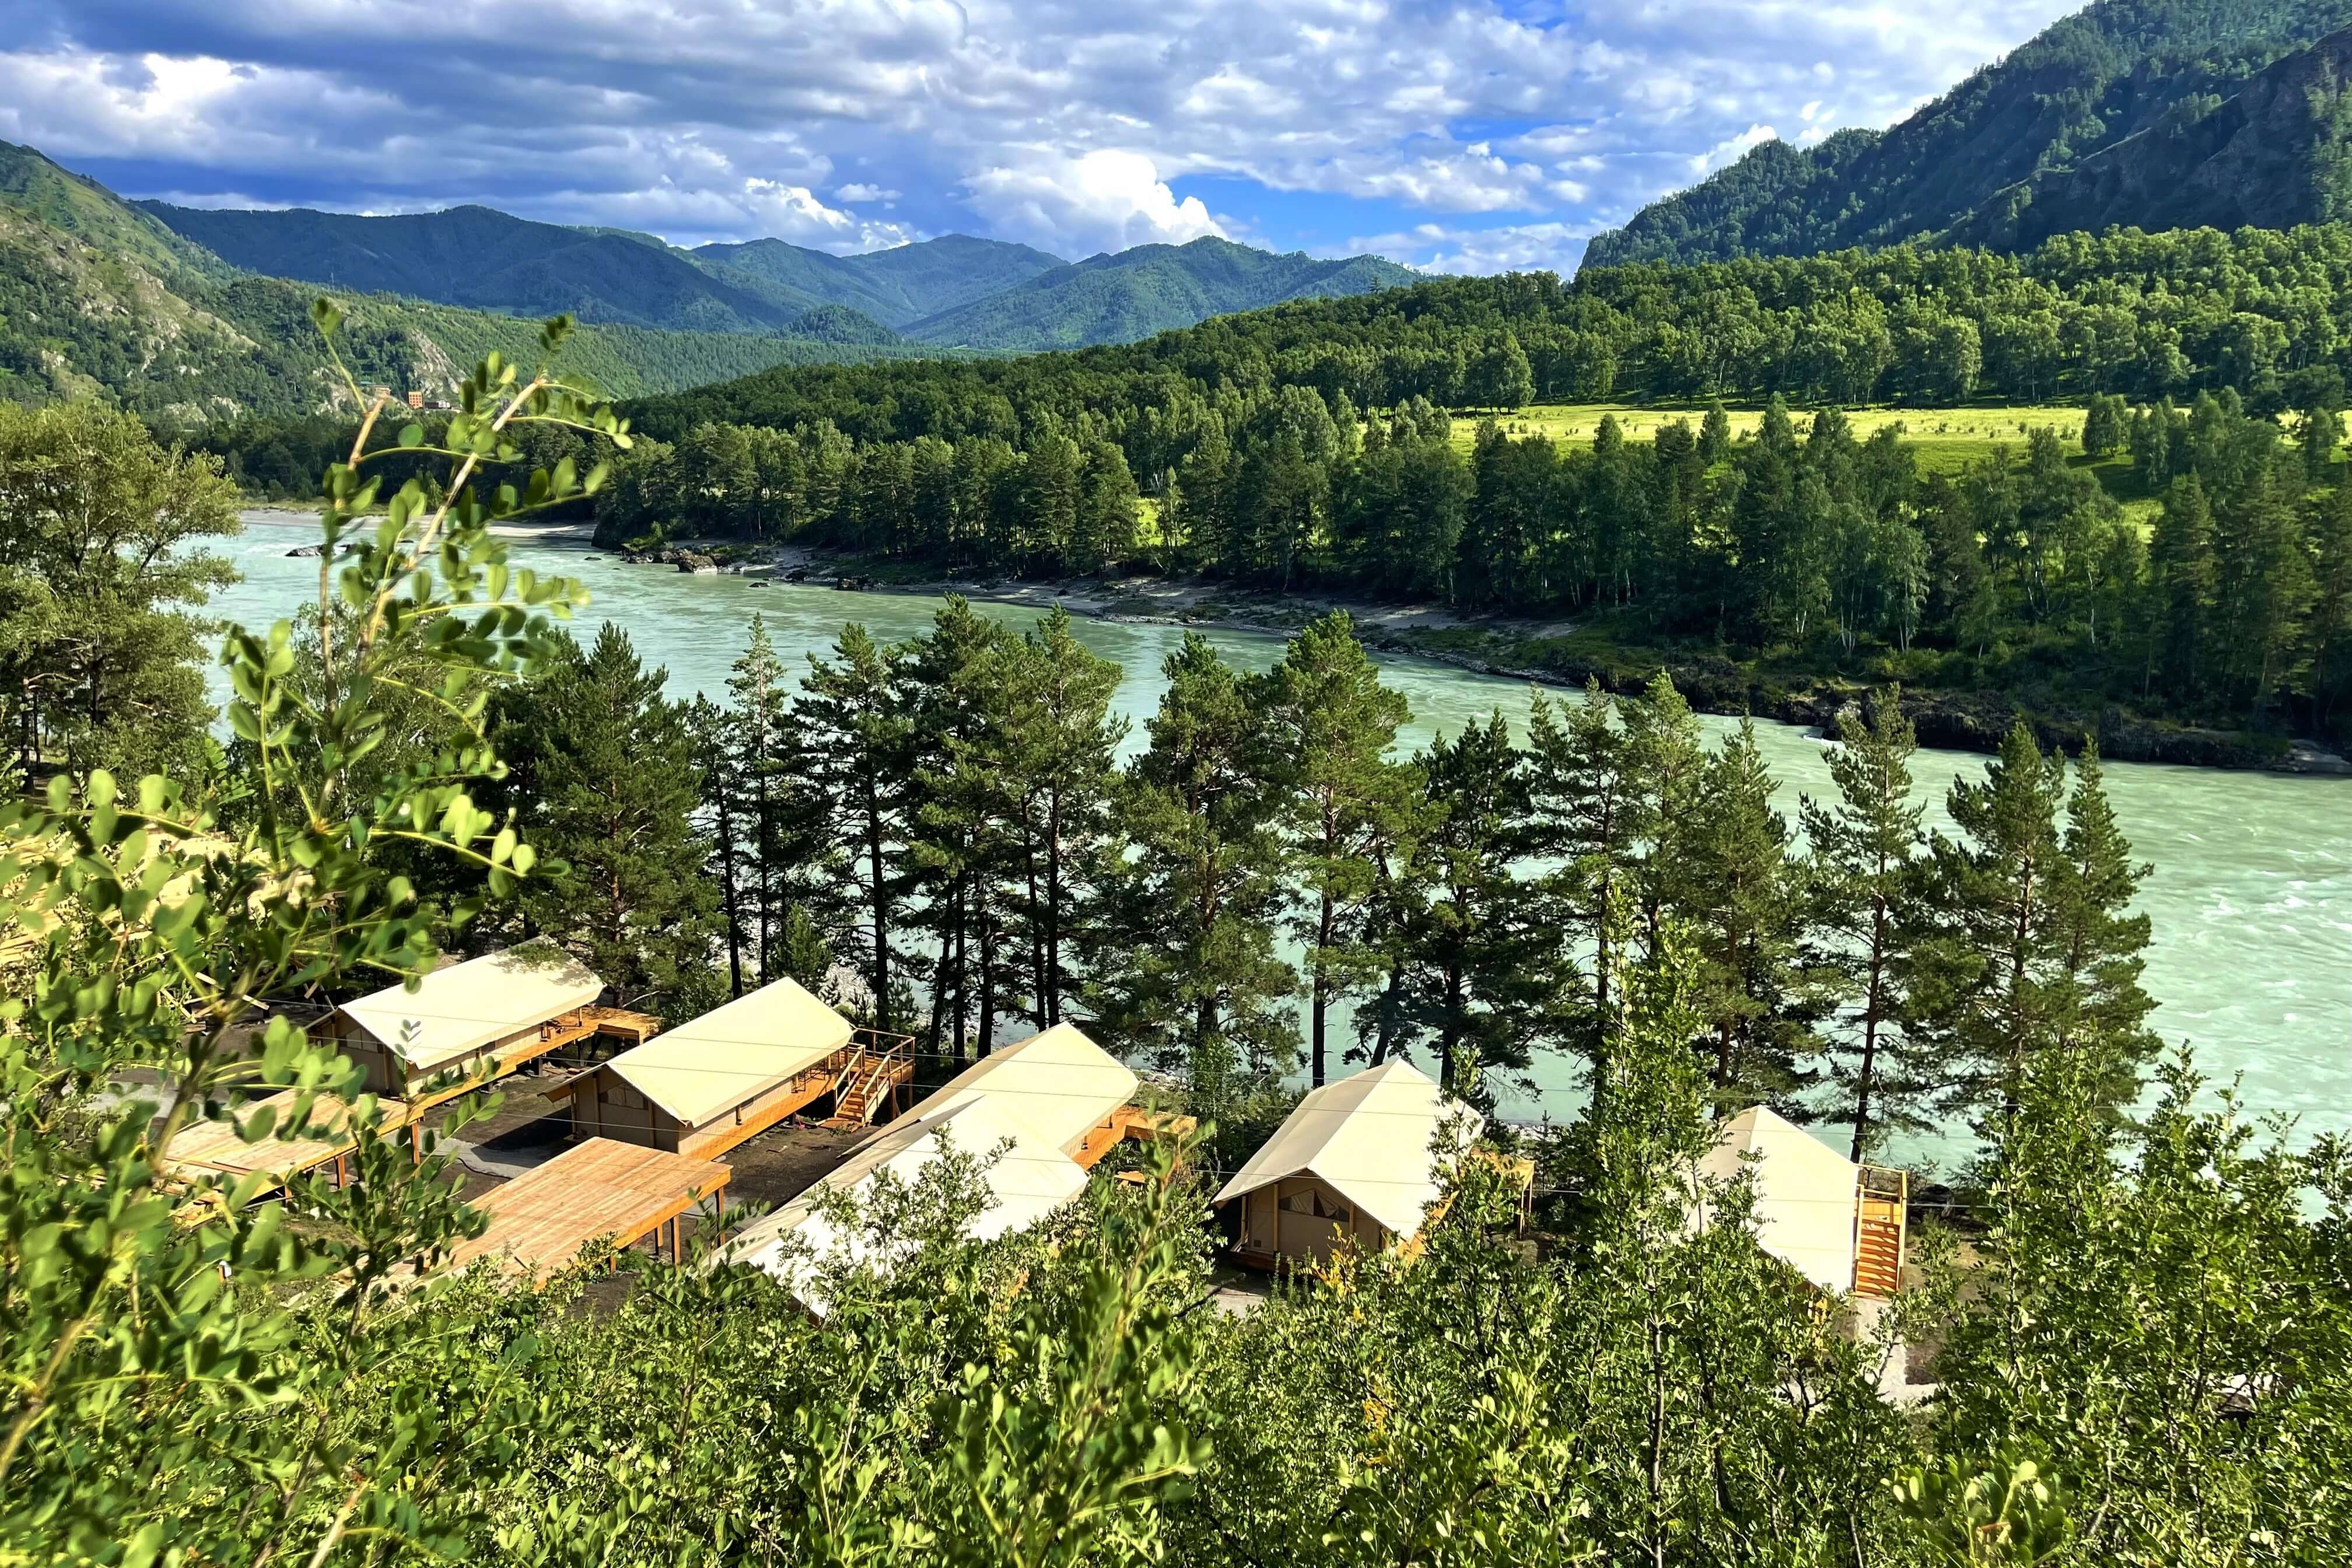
0,0,2079,272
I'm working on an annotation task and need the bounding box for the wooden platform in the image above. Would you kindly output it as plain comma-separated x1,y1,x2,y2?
444,1137,729,1277
676,1067,838,1160
158,1087,415,1188
158,1007,658,1196
424,1005,662,1098
1072,1105,1199,1169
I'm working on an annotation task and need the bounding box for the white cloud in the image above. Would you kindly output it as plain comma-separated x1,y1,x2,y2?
1688,123,1778,176
963,149,1224,254
1346,220,1590,276
0,0,2087,261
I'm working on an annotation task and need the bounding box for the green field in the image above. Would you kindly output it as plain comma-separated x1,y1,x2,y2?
1451,402,2090,466
1443,401,2184,523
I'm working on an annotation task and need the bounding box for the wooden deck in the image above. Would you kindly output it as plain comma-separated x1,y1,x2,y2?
158,1087,415,1188
157,1006,658,1196
1072,1105,1200,1169
444,1137,729,1277
677,1068,840,1160
421,1005,662,1098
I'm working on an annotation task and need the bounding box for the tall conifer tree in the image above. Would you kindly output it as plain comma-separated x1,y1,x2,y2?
1798,692,1936,1157
489,623,722,1016
797,623,915,1032
1002,609,1126,1030
1679,719,1828,1115
1094,634,1296,1102
1913,720,2070,1124
1268,612,1419,1086
1526,679,1643,1068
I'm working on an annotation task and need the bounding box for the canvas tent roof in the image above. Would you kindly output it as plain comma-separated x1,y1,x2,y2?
891,1022,1137,1155
725,1095,1088,1310
1213,1059,1477,1237
594,977,852,1126
1695,1105,1860,1296
338,947,603,1074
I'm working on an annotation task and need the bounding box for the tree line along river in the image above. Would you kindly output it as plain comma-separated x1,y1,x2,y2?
214,513,2352,1172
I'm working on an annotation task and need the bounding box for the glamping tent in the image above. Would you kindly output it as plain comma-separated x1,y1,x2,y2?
1695,1106,1907,1298
554,977,869,1158
887,1021,1143,1166
319,947,614,1096
1214,1059,1478,1268
724,1094,1091,1310
725,1023,1142,1308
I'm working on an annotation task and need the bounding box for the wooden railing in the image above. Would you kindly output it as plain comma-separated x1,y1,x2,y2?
823,1030,916,1129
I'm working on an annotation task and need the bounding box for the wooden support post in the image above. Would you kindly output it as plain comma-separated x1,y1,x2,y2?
334,1153,346,1188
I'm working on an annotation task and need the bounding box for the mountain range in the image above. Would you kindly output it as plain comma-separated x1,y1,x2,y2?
136,193,1418,354
1586,0,2352,268
0,137,1421,420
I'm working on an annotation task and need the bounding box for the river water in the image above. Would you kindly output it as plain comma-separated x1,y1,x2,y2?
212,513,2352,1170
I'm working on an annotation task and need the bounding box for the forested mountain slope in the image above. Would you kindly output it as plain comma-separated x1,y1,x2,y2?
902,237,1420,349
1585,0,2352,267
0,144,921,419
692,233,1065,327
142,200,810,335
1953,25,2352,249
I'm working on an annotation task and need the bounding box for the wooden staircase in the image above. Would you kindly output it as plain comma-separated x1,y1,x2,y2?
1852,1165,1908,1298
822,1034,915,1129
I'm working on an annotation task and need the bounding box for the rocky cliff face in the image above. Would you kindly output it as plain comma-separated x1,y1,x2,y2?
1954,26,2352,249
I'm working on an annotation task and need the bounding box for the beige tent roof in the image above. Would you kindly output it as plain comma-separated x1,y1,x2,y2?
1695,1105,1860,1296
726,1094,1088,1311
595,977,852,1127
890,1022,1137,1156
338,947,603,1074
1213,1059,1478,1237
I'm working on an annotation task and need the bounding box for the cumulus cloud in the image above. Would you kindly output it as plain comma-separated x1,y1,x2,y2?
1346,221,1591,276
1688,123,1779,177
964,150,1224,255
0,0,2084,262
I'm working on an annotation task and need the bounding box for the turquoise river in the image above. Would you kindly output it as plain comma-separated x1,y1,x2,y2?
213,514,2352,1170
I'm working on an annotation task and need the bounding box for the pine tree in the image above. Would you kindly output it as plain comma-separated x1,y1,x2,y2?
902,598,1019,1056
1093,634,1296,1104
489,623,722,1016
1002,608,1126,1030
2147,475,2217,701
1913,720,2070,1125
2211,462,2315,716
2308,480,2352,731
1525,680,1641,1068
1398,712,1551,1101
1622,673,1707,957
725,614,794,980
1678,719,1828,1115
687,694,748,998
2046,741,2161,1112
797,623,916,1032
1798,692,1936,1158
1698,399,1733,464
1268,611,1419,1086
0,402,242,777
